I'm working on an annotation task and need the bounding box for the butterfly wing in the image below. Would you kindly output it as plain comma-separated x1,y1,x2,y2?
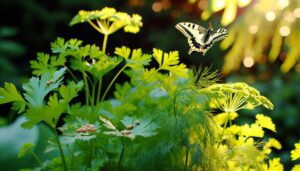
175,22,206,54
175,22,206,39
201,28,229,55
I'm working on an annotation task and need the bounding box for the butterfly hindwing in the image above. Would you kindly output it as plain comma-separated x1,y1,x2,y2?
175,22,228,55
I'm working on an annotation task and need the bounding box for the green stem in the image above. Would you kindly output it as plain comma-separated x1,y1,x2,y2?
91,79,96,106
96,78,102,105
118,145,125,169
88,20,104,34
52,127,67,171
102,34,109,53
184,147,189,171
64,65,78,82
82,72,90,106
100,65,127,102
30,151,44,170
87,141,93,170
217,112,230,148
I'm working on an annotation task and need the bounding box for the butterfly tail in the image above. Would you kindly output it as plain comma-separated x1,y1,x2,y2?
188,48,193,55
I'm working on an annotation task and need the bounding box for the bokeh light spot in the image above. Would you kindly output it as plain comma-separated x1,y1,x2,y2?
152,2,162,12
198,0,207,10
285,12,295,23
243,57,254,68
265,11,276,21
293,8,300,18
248,25,258,34
278,0,289,9
279,26,290,36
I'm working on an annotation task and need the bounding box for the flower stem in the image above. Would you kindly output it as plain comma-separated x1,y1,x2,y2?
96,78,102,104
102,34,109,53
82,72,90,106
88,20,104,34
64,65,78,82
52,127,67,171
91,79,96,106
30,151,43,170
118,145,125,169
217,112,230,148
100,65,126,102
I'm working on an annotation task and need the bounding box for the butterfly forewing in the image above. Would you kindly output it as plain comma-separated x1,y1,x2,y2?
175,22,206,39
175,22,228,55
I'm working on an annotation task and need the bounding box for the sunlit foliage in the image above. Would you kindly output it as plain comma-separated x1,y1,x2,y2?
191,0,300,73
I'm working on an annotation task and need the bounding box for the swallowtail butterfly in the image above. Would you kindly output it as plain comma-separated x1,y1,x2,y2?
175,22,229,55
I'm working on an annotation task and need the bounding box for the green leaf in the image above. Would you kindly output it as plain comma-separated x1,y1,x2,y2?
30,53,50,75
23,68,66,108
89,44,103,59
22,94,67,129
101,116,158,140
91,56,122,78
59,118,100,143
113,82,132,102
12,101,27,114
30,53,66,75
115,46,151,70
18,143,34,158
0,82,26,104
152,48,188,77
47,94,66,121
67,38,83,50
0,82,26,113
128,48,151,69
153,48,163,66
115,46,130,61
59,81,84,103
22,78,83,129
51,37,82,53
51,37,67,53
121,116,158,139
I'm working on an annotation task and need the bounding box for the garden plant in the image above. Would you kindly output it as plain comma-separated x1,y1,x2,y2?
1,6,300,171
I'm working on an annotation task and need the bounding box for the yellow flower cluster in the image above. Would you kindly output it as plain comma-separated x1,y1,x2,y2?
70,7,143,35
213,112,283,170
291,142,300,171
209,94,282,171
205,82,273,113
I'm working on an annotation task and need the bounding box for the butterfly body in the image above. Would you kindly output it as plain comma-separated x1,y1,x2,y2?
175,22,228,55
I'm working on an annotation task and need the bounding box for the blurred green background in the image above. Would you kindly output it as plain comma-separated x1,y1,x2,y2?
1,0,299,170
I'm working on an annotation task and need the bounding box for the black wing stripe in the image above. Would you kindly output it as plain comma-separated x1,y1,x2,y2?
182,22,206,34
175,24,194,38
188,38,200,48
211,31,228,43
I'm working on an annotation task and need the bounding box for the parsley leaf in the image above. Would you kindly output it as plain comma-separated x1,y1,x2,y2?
153,48,188,77
115,46,151,70
0,82,27,113
30,52,66,75
23,68,66,108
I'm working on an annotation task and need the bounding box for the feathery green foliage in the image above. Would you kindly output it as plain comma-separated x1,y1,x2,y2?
0,6,286,171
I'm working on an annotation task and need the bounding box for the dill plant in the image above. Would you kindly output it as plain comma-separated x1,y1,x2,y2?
0,7,286,171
